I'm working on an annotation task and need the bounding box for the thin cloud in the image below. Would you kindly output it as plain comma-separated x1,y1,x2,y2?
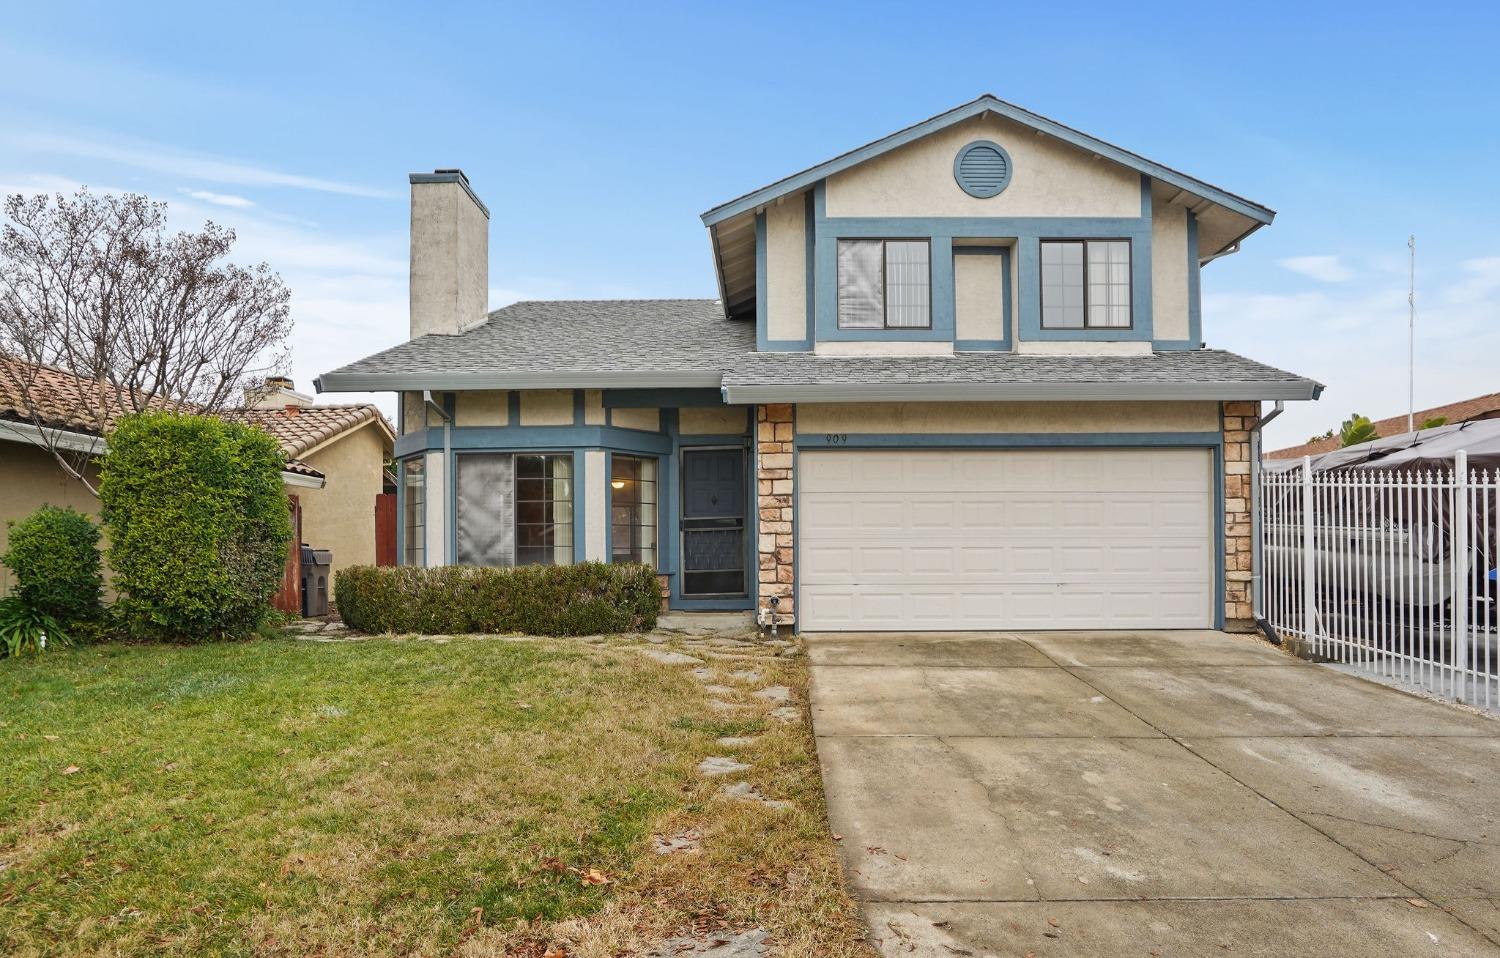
13,130,393,199
1278,255,1354,283
180,188,254,208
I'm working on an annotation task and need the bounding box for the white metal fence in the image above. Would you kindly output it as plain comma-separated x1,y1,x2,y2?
1259,452,1500,709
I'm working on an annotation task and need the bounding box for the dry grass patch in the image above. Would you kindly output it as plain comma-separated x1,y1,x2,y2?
0,633,871,957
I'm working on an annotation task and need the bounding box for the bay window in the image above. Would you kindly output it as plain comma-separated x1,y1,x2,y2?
610,455,658,567
453,452,574,567
402,457,426,567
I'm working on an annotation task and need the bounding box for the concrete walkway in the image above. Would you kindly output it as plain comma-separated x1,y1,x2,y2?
807,630,1500,957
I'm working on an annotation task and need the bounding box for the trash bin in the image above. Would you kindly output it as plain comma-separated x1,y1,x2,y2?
300,545,333,617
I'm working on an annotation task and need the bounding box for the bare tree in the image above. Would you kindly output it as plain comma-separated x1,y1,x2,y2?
0,189,292,494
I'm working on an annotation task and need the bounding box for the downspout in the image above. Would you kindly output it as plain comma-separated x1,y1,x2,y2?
1251,400,1285,644
424,390,453,566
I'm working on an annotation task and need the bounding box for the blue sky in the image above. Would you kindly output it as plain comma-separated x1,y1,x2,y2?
3,0,1496,447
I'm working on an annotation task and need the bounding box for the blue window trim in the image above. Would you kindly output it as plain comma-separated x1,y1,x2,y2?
420,405,753,612
791,429,1226,630
953,140,1014,198
952,245,1012,351
812,174,1161,346
754,193,819,352
603,388,725,409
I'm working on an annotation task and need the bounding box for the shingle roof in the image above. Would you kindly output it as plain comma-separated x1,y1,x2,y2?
317,299,1320,402
219,404,395,461
1267,391,1500,460
719,349,1320,403
317,300,751,389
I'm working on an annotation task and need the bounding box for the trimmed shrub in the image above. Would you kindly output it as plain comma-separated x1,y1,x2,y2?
334,562,661,636
98,412,292,642
2,505,102,623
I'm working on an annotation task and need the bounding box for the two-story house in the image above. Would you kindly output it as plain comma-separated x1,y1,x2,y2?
317,95,1320,633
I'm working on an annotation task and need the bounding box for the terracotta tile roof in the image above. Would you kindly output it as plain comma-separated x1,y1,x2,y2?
1268,391,1500,460
0,354,189,433
1,356,391,477
218,404,395,461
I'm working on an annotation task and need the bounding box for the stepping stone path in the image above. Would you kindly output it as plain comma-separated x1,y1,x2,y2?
769,706,800,723
707,699,743,714
697,756,751,777
648,929,771,958
716,736,757,747
641,649,705,666
652,830,702,856
719,781,792,811
753,685,792,704
702,684,736,696
690,667,715,682
728,670,763,683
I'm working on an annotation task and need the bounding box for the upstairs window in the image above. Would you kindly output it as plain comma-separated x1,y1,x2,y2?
837,239,931,329
1041,239,1132,329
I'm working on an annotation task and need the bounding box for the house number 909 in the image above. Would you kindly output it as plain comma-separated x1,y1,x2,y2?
824,433,848,445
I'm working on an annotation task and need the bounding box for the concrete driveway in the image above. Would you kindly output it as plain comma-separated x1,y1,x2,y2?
807,630,1500,957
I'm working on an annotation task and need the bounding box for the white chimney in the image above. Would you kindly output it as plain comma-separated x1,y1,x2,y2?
408,169,489,339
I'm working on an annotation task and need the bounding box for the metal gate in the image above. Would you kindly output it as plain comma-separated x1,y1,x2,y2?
1260,453,1499,708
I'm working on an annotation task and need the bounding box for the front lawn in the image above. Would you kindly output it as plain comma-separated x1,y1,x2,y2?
0,634,870,957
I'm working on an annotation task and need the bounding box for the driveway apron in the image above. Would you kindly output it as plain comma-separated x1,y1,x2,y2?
808,630,1500,957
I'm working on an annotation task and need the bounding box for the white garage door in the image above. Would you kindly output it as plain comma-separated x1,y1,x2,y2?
799,447,1214,631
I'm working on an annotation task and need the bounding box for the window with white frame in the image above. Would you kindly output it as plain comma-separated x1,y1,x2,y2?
837,239,931,329
402,457,425,566
1041,239,1132,329
610,455,658,567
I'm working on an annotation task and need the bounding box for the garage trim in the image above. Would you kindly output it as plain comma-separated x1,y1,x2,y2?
791,431,1226,631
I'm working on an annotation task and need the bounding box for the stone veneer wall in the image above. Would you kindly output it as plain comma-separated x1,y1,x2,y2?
1222,401,1258,631
755,404,796,626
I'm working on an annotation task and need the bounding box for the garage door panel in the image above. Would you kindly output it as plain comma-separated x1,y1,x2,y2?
799,448,1215,631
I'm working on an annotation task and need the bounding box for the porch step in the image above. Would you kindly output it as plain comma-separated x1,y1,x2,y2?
656,611,756,635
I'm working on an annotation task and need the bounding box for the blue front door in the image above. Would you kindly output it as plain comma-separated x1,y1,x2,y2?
680,448,746,597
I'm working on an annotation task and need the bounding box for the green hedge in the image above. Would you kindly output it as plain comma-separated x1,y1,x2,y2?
2,505,102,623
98,412,292,642
334,562,661,636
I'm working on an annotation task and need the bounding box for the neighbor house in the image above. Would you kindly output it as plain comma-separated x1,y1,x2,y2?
316,95,1322,633
1268,391,1500,461
0,359,394,594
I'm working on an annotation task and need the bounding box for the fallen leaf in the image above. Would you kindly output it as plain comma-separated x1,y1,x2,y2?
542,947,567,958
1407,898,1430,908
61,765,81,775
579,868,611,886
832,832,843,841
43,734,58,741
538,857,567,874
1047,917,1060,928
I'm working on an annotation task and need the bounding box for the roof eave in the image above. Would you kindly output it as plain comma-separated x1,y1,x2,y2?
721,379,1321,405
316,370,727,393
700,95,1276,229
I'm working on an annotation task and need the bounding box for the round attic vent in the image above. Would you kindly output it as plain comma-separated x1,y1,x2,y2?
954,140,1013,198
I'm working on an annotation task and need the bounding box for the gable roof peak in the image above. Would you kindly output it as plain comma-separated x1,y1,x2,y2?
699,93,1274,229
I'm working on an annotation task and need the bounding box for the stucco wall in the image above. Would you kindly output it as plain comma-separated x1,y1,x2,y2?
825,114,1140,219
1152,199,1192,342
583,389,606,426
454,390,509,427
612,407,660,432
584,449,607,560
765,198,808,341
954,253,1007,342
680,406,748,435
0,444,102,597
409,177,489,338
796,401,1220,435
298,422,388,580
519,390,573,426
